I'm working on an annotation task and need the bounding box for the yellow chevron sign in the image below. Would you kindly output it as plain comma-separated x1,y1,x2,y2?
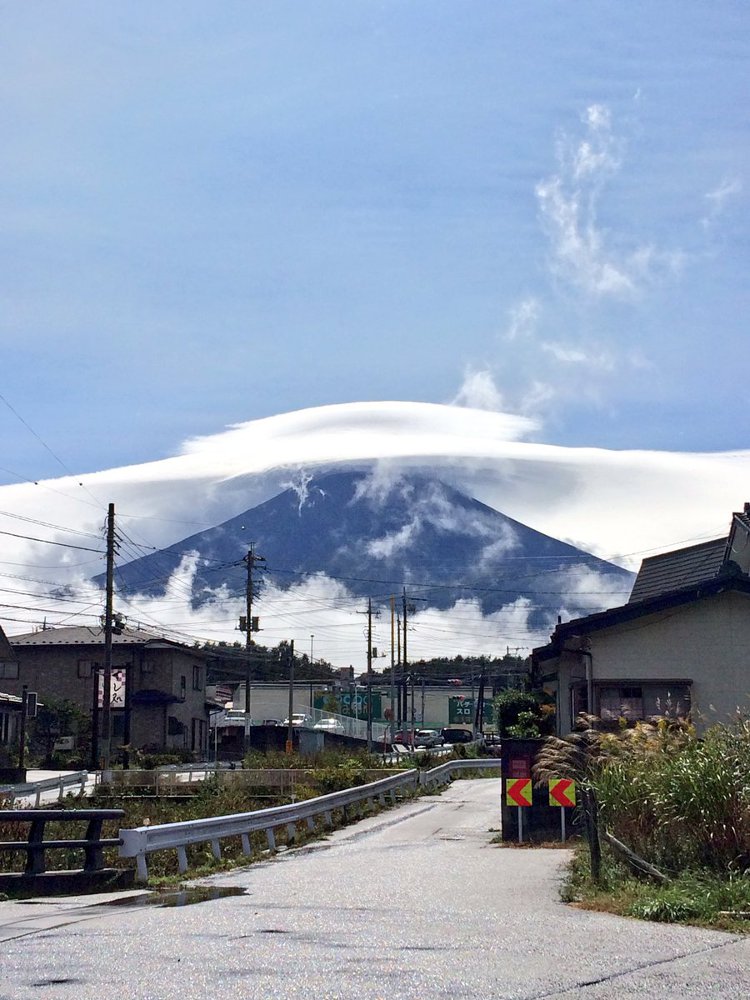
506,778,532,807
549,778,576,808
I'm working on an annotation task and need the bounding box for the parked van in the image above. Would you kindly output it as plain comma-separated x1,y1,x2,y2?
440,726,475,744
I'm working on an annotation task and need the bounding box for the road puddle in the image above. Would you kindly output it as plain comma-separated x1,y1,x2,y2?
105,885,247,908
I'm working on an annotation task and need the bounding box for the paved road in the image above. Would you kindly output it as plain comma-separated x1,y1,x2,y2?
2,778,748,999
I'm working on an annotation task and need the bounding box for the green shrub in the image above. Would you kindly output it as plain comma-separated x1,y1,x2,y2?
493,690,555,737
592,717,750,873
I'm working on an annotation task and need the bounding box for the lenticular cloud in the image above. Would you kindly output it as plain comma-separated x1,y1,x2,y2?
0,401,748,665
0,400,747,570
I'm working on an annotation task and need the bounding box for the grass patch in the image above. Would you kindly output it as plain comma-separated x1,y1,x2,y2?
561,843,750,933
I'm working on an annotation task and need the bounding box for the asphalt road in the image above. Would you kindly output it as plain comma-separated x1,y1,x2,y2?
2,778,748,999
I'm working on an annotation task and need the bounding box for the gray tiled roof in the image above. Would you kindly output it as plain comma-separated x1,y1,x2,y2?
9,625,178,647
628,538,727,604
0,623,14,659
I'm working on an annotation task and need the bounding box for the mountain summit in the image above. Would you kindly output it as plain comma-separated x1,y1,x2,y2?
106,470,632,629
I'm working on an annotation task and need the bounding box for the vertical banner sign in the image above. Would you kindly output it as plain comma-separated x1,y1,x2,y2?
505,777,532,843
548,779,576,842
97,668,127,709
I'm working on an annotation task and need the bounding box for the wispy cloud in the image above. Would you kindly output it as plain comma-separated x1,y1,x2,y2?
702,177,742,229
280,468,315,515
450,368,505,411
536,104,683,298
540,341,616,371
367,520,420,559
504,297,541,341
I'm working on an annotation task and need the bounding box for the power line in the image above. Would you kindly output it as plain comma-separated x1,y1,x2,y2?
0,528,104,554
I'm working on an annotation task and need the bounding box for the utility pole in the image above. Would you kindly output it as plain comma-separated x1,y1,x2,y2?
286,640,295,754
401,587,415,746
396,613,402,730
366,598,373,751
242,545,265,751
475,666,486,734
101,503,116,770
357,598,380,750
402,591,408,737
470,672,476,737
18,684,28,771
389,596,396,743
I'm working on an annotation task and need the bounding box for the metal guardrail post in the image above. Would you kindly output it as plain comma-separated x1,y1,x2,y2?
0,808,124,878
116,764,506,881
26,816,47,875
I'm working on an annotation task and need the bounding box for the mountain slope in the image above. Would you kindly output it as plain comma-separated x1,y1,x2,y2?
104,471,633,629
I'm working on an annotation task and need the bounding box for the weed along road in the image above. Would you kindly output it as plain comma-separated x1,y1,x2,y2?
2,778,749,1000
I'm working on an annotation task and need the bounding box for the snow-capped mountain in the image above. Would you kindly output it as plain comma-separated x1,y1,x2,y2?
104,470,633,632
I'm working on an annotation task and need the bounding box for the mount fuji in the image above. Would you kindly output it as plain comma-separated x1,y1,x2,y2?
103,470,633,633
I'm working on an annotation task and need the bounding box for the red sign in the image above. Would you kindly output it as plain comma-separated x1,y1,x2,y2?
509,757,530,778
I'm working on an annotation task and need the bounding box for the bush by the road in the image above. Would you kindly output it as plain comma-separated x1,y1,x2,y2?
553,713,750,929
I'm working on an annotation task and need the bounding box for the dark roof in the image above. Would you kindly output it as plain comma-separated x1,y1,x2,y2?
628,504,750,604
628,538,727,603
0,623,14,660
534,575,750,663
9,625,195,652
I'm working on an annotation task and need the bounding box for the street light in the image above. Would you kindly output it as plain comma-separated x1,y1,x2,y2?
310,634,314,663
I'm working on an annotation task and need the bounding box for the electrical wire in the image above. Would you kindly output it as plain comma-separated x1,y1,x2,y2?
0,528,104,554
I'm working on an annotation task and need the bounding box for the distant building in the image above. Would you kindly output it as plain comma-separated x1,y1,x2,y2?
533,504,750,733
3,625,213,757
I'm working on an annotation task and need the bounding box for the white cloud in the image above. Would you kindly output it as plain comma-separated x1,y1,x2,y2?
702,177,742,229
541,341,616,371
518,379,557,415
504,297,541,341
280,468,314,515
408,597,541,660
554,564,634,622
352,462,413,508
536,103,683,298
478,526,521,571
0,400,747,658
451,369,505,411
367,520,420,560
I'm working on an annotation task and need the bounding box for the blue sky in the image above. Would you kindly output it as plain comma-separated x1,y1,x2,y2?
2,1,748,484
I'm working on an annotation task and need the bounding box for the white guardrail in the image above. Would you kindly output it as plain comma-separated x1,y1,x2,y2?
0,770,89,807
119,757,502,880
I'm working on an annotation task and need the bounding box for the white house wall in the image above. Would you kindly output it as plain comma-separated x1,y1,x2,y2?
588,590,750,728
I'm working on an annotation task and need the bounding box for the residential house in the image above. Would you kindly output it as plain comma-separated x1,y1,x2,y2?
3,625,213,757
0,623,22,751
533,504,750,734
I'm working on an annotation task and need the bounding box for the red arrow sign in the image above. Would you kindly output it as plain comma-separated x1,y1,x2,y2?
506,778,532,807
549,778,576,808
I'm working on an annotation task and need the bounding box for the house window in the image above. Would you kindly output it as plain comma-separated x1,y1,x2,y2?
180,675,186,701
598,683,691,722
599,686,643,721
0,661,19,680
192,665,202,691
77,660,93,678
167,715,185,736
141,658,154,675
191,718,206,752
